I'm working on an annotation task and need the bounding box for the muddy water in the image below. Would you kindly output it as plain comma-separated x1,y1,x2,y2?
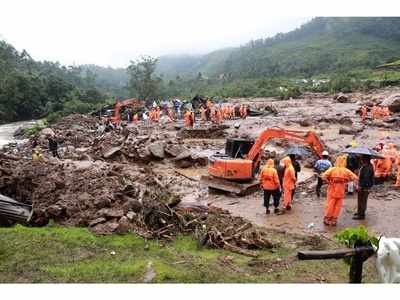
0,121,37,149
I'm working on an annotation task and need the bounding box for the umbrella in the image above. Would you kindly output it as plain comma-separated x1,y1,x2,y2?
282,146,311,157
342,146,385,159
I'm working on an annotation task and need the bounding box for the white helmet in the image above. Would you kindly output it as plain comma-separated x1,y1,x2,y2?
322,151,329,156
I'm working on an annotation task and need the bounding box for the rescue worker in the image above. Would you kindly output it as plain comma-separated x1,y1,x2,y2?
382,106,390,118
372,105,380,120
353,155,374,220
281,156,297,211
314,151,332,197
395,157,400,187
374,146,392,184
321,156,358,226
133,113,139,125
361,105,368,122
167,108,175,122
259,159,281,214
48,136,60,159
199,106,206,123
184,110,192,127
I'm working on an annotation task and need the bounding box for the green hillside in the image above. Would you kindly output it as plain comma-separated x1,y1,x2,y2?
156,17,400,79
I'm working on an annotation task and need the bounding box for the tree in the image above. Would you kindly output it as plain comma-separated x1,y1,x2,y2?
127,56,162,103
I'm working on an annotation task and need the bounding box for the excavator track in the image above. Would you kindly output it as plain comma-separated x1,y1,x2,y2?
201,175,260,196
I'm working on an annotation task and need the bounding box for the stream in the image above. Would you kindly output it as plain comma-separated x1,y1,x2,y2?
0,121,37,149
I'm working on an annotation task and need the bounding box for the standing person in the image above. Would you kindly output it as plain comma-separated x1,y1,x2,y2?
314,151,332,197
321,156,358,226
48,135,60,159
374,147,392,184
353,155,374,220
395,157,400,188
133,113,139,125
281,156,297,211
259,159,281,214
360,105,368,122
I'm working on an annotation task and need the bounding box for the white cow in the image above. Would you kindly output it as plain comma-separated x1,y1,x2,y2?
374,237,400,283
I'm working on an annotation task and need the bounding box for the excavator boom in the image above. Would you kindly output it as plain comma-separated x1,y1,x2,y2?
109,98,143,124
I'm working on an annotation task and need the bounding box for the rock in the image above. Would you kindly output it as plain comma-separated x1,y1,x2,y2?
91,221,119,235
126,211,136,220
46,205,64,218
94,196,112,209
102,146,122,158
116,216,130,233
164,144,188,157
98,208,124,218
89,217,107,227
148,141,165,159
334,93,349,103
41,128,55,137
299,119,311,127
13,127,25,138
126,198,143,213
381,94,400,112
339,126,363,135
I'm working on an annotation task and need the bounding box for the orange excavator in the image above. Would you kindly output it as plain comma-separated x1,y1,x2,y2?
201,128,325,195
106,98,143,124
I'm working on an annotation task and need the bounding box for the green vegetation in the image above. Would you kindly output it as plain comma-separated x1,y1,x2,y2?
0,225,379,283
334,226,379,265
22,120,48,137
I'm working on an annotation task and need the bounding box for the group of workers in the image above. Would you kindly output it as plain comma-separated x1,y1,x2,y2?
360,105,391,122
259,154,300,214
259,140,400,226
121,101,248,128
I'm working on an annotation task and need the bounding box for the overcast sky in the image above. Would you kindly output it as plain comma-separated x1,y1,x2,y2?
1,0,398,68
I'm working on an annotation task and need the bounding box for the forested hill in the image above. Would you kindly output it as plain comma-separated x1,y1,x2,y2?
156,17,400,79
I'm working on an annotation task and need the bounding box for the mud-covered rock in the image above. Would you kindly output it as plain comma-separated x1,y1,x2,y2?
381,94,400,112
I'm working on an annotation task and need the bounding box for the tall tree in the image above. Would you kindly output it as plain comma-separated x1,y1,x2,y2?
127,56,162,103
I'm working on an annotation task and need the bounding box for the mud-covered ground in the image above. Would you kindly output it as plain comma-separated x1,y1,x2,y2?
1,87,400,242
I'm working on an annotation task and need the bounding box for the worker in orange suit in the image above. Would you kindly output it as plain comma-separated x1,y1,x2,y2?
372,105,380,120
155,106,161,121
321,156,358,226
242,105,248,119
374,146,392,184
167,108,174,122
395,157,400,187
216,108,222,124
360,105,368,122
133,113,139,125
382,106,390,118
281,156,297,211
199,106,206,123
184,110,191,127
259,159,281,214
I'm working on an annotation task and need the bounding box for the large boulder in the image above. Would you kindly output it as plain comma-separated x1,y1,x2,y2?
334,93,349,103
381,94,400,112
147,142,165,159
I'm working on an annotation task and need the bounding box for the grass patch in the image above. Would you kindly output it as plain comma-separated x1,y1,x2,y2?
0,225,379,283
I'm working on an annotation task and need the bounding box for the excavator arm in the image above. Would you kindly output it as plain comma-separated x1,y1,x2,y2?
109,98,142,124
246,128,324,161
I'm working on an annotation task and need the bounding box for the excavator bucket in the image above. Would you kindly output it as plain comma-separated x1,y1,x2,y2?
201,175,260,196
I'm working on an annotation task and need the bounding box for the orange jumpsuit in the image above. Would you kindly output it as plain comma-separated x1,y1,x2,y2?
361,106,368,122
321,156,358,226
199,107,206,123
259,159,281,191
133,114,139,125
282,156,296,209
395,157,400,187
374,154,392,179
184,111,191,127
372,106,380,120
382,107,390,118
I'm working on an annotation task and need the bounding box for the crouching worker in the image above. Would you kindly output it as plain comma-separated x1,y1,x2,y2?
321,156,358,226
259,159,281,214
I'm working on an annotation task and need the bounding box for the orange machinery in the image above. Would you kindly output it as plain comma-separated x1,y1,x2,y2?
107,98,143,124
202,128,325,195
